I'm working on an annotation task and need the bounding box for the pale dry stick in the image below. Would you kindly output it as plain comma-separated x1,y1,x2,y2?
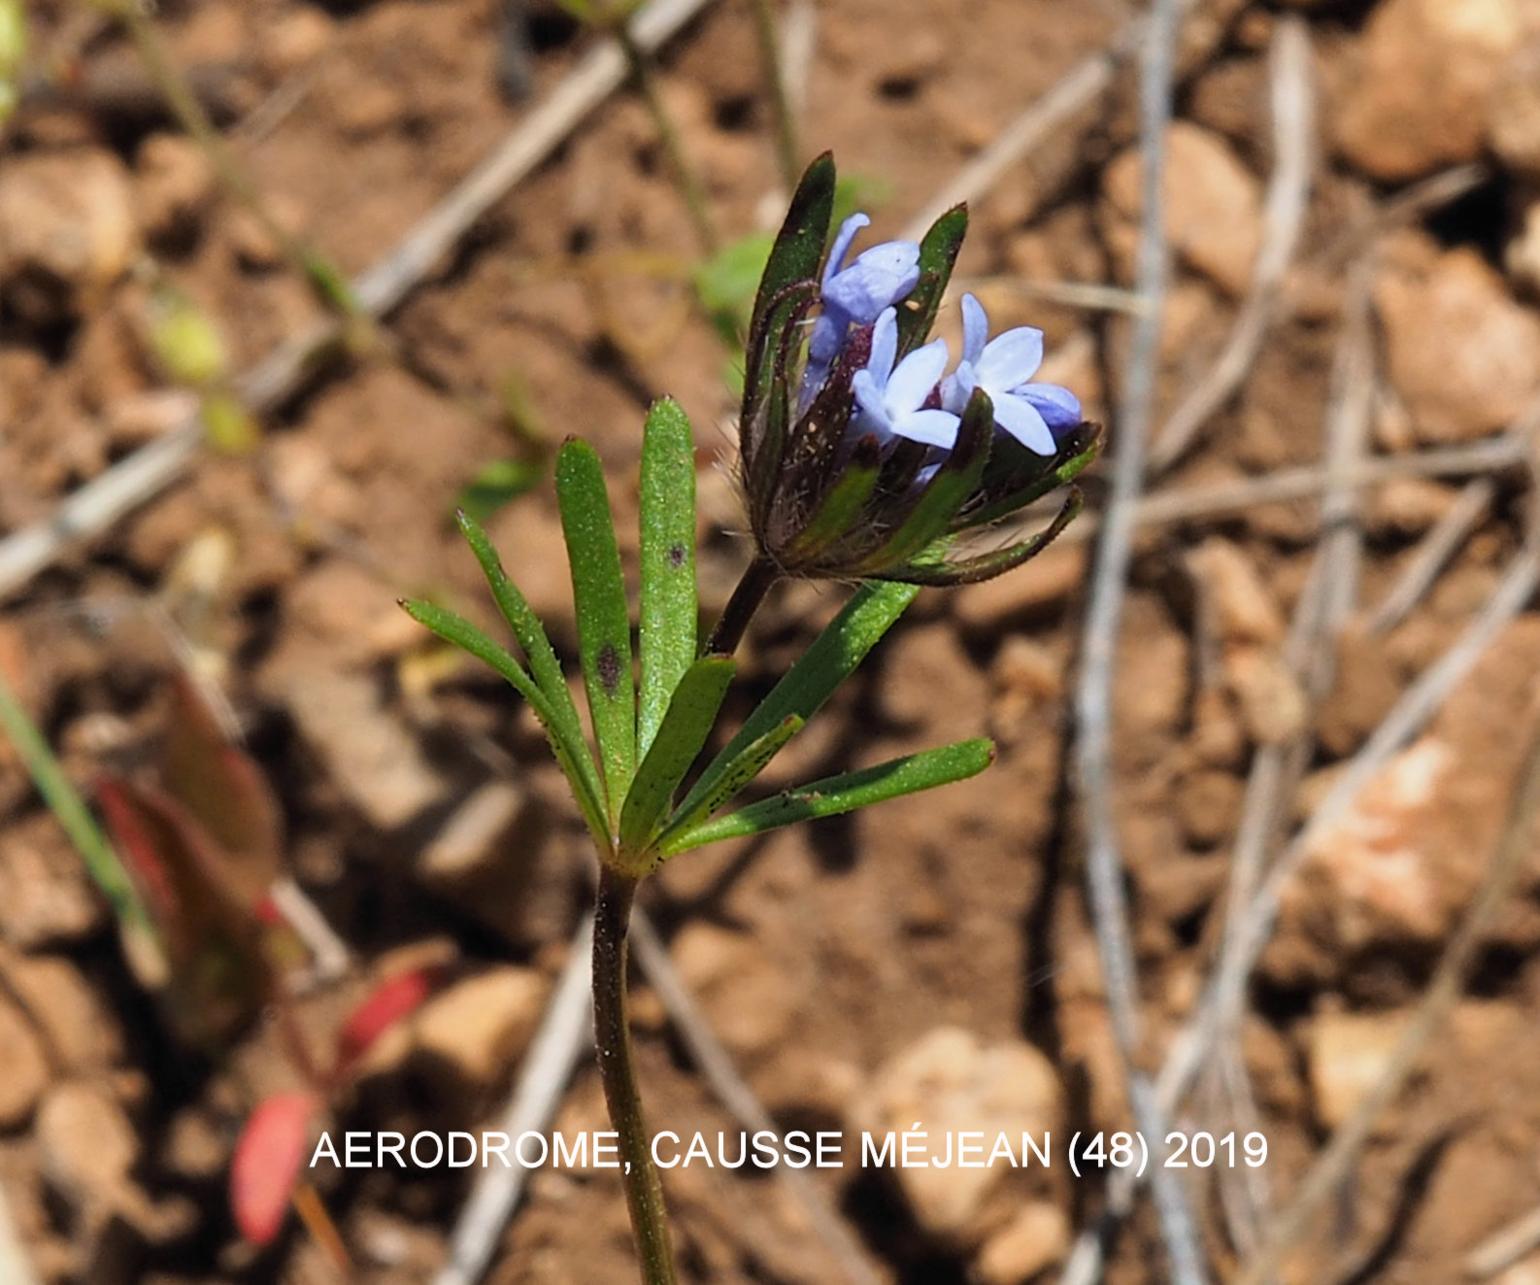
1070,0,1206,1279
1466,1201,1540,1278
0,1183,39,1285
1237,716,1540,1285
1062,434,1540,1285
1148,15,1315,475
628,912,880,1285
778,0,816,138
1367,477,1496,635
952,275,1148,315
0,0,721,603
433,915,596,1285
1207,271,1374,1253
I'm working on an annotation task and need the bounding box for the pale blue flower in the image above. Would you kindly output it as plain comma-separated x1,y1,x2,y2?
803,214,921,398
852,308,959,448
941,293,1082,455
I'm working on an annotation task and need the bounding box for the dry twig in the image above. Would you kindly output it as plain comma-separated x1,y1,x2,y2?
1068,0,1205,1277
1149,16,1314,474
1367,476,1497,635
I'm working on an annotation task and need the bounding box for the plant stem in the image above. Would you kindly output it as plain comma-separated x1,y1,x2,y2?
613,20,720,255
592,866,678,1284
702,555,779,655
748,0,799,190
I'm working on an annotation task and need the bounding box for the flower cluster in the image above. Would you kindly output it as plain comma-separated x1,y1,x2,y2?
738,154,1100,586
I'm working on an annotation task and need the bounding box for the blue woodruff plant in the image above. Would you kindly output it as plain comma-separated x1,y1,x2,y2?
402,153,1099,1283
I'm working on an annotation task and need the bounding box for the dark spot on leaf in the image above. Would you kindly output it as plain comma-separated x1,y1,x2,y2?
667,543,686,569
597,643,622,697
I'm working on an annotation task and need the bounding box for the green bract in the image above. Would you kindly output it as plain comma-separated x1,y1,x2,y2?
403,397,994,878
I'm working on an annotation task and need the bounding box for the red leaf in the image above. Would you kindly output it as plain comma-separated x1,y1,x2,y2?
333,966,444,1080
231,1092,321,1246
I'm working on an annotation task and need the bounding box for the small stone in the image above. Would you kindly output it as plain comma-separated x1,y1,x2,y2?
975,1202,1071,1284
410,967,547,1092
1335,0,1525,180
162,1107,229,1179
288,559,422,663
1507,198,1540,299
1375,238,1540,442
1491,42,1540,179
989,637,1062,745
672,923,798,1055
281,668,447,830
227,193,305,270
1366,478,1459,537
0,992,48,1126
855,1027,1061,1242
1190,540,1284,645
37,1081,140,1210
1226,646,1307,745
1175,769,1243,848
1306,1009,1410,1131
1316,628,1402,757
0,812,108,947
0,148,139,323
3,952,122,1072
953,545,1088,634
134,134,213,241
1104,122,1262,296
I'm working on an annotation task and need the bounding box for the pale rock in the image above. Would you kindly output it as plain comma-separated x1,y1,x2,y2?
1175,769,1243,848
1497,1257,1540,1285
0,148,139,322
1507,198,1540,298
411,968,547,1091
1375,240,1540,442
0,812,108,947
975,1202,1070,1284
0,992,48,1126
1490,41,1540,178
418,782,532,886
37,1081,140,1210
953,545,1088,634
162,1107,229,1179
281,668,447,830
855,1026,1061,1242
1366,478,1459,537
288,559,421,662
1225,646,1306,745
3,952,122,1072
1306,1009,1410,1131
989,638,1062,745
1190,539,1284,645
1103,122,1262,296
227,192,305,270
134,134,213,241
672,923,797,1055
1336,0,1526,180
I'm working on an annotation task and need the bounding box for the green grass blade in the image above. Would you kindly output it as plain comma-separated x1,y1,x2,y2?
400,598,609,845
555,438,636,827
618,655,734,860
0,667,158,947
653,713,803,854
673,580,918,823
659,738,995,856
454,510,604,814
638,399,698,758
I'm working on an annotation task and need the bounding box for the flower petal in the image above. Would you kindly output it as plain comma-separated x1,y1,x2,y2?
892,407,961,449
806,312,847,368
851,368,890,427
977,326,1044,391
992,393,1056,455
884,337,949,414
960,293,988,366
823,242,921,322
940,361,977,415
1018,382,1082,430
866,308,899,385
823,213,869,290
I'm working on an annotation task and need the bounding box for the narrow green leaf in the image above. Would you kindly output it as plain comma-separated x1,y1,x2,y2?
400,598,609,845
455,510,605,817
556,439,636,824
0,668,155,944
748,152,835,342
618,656,735,859
653,713,803,853
638,399,698,757
661,738,996,856
674,580,918,824
896,203,968,356
854,388,993,574
889,489,1084,586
